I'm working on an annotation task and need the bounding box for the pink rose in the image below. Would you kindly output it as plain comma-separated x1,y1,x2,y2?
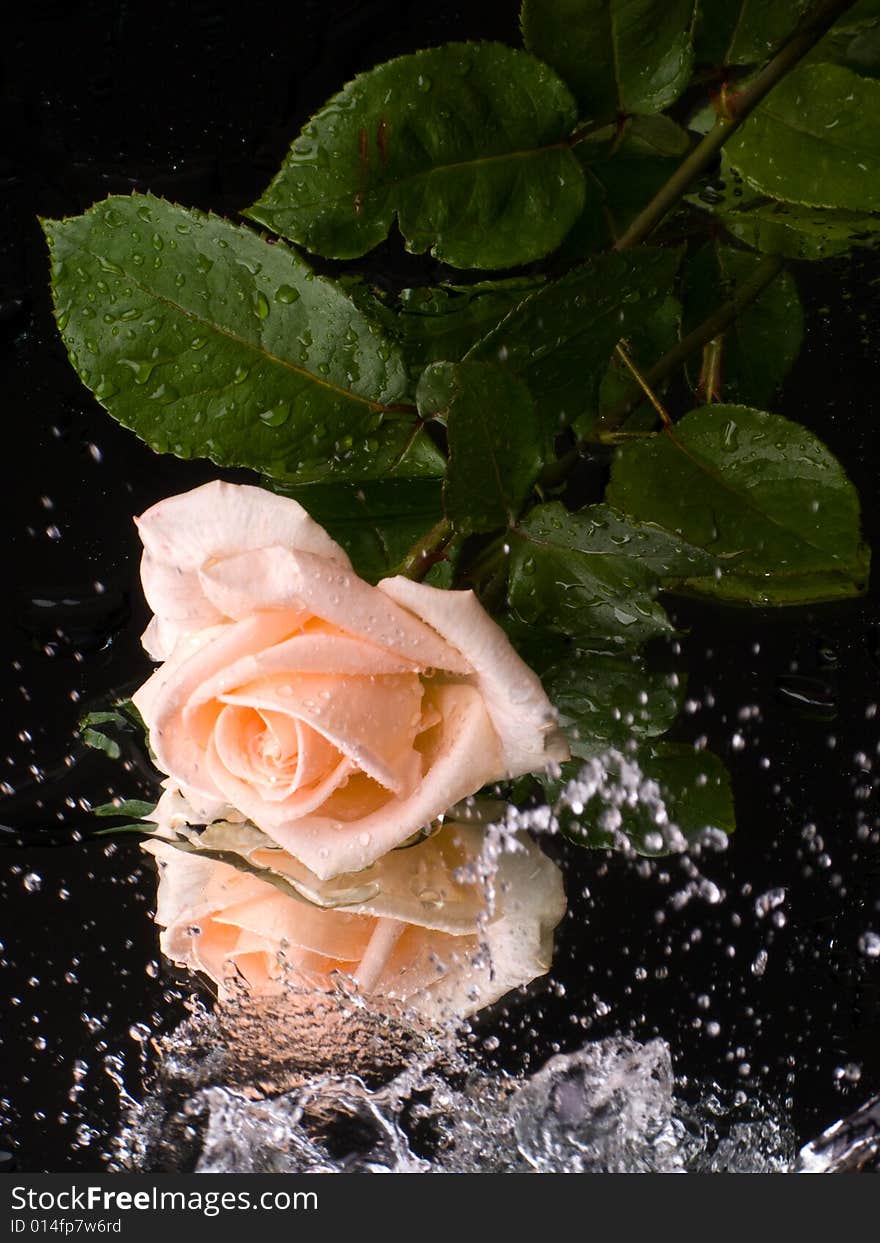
133,482,568,879
144,821,566,1020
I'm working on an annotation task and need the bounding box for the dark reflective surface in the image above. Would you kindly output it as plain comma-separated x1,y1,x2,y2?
1,0,878,1172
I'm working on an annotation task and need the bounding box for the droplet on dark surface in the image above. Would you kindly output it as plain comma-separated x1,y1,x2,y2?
774,674,837,719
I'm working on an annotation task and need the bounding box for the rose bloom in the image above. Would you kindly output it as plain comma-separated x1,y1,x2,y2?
133,482,568,879
144,821,565,1020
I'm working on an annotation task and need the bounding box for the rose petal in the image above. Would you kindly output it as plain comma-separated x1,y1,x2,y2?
136,480,351,574
379,576,569,776
206,734,354,824
217,672,424,797
133,612,302,799
199,546,471,673
264,683,503,879
183,631,423,719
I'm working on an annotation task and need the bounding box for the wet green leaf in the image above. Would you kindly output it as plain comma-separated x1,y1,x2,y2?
542,651,682,759
246,43,584,269
552,743,734,853
44,195,435,486
690,159,880,260
507,501,715,645
417,361,542,535
82,728,121,760
521,0,697,119
394,278,545,368
721,199,880,261
93,799,156,819
608,404,869,604
683,242,803,407
468,248,683,441
694,0,812,67
270,478,443,583
727,64,880,211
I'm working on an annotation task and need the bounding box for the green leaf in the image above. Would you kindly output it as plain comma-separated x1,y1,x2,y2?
44,194,437,486
683,242,803,407
93,799,156,819
694,0,812,67
394,278,545,368
82,728,121,760
521,0,697,119
269,479,443,583
542,651,682,759
80,710,127,729
608,404,869,604
245,42,585,270
467,248,683,441
690,158,880,261
726,64,880,211
554,743,734,853
417,362,542,535
720,199,880,261
507,501,716,646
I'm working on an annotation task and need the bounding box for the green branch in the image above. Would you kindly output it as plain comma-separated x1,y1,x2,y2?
596,253,785,434
397,517,453,581
613,0,859,251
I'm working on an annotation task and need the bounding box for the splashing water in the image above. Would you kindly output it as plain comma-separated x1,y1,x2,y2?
109,990,804,1174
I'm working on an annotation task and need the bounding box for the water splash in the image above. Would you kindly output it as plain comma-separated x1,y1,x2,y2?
111,995,801,1174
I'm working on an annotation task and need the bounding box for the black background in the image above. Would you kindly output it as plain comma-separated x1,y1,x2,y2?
1,0,879,1173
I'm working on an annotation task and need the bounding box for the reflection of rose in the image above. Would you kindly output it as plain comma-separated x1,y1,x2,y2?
133,482,567,879
145,822,565,1021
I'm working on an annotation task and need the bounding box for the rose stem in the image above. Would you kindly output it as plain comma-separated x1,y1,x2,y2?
353,918,406,994
612,0,859,251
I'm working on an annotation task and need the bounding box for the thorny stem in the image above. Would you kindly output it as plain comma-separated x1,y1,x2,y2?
612,0,859,251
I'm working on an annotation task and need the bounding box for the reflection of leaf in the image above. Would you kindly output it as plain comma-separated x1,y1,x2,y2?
683,242,803,407
727,64,880,212
468,248,683,441
45,194,435,486
542,651,682,759
549,744,734,854
522,0,697,118
271,479,443,583
246,43,584,270
507,501,716,646
417,362,542,534
608,405,869,604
